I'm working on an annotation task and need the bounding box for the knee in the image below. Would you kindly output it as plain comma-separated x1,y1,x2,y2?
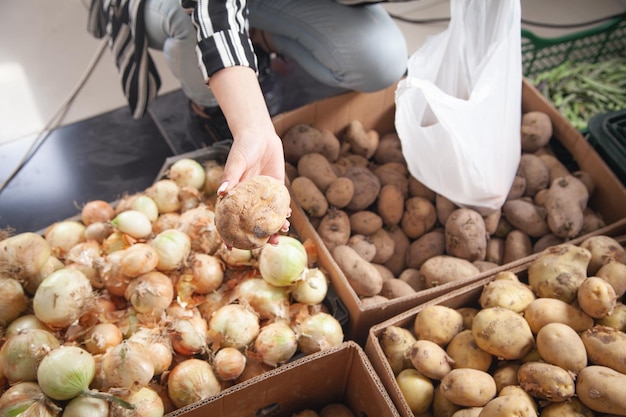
353,31,408,92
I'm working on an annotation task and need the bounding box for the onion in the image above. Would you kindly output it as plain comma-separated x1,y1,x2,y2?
33,268,94,330
128,328,173,375
179,185,202,212
125,271,174,317
186,253,224,294
0,328,60,383
167,358,221,409
152,212,180,234
292,268,329,305
254,321,298,367
0,381,61,417
101,250,133,297
208,304,260,350
5,314,51,338
84,221,115,243
81,200,115,225
177,204,221,254
203,159,224,195
297,312,344,355
26,255,64,294
0,232,51,280
65,240,103,287
170,315,208,355
235,278,290,320
169,158,206,190
120,243,159,277
0,276,27,327
217,245,253,267
37,345,96,401
145,179,181,214
44,220,86,259
101,340,154,389
150,229,191,271
111,210,153,239
132,195,160,222
84,322,123,355
102,230,133,254
62,394,110,417
213,347,247,380
114,386,165,417
259,235,307,287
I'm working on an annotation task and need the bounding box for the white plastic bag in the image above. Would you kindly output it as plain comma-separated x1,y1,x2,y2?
395,0,522,214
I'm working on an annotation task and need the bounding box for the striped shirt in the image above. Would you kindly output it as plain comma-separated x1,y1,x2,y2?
89,0,257,118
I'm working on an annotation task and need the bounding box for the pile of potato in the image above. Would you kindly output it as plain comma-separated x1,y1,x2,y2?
378,235,626,416
282,111,607,304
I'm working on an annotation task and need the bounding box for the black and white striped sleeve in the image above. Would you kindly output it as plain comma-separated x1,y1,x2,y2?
190,0,258,80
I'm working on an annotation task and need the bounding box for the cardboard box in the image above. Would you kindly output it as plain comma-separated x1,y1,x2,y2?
166,341,400,417
364,219,626,417
272,78,626,344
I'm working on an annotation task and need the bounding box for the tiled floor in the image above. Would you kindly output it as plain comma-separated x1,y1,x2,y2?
1,0,625,233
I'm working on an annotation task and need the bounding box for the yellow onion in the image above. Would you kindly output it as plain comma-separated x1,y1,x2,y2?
208,304,260,350
145,179,181,214
44,220,86,259
125,271,174,317
83,323,123,355
81,200,115,226
37,345,96,401
254,321,298,367
170,315,208,356
62,394,110,417
168,158,206,190
119,243,159,277
0,328,60,383
0,381,61,417
0,276,27,327
33,268,94,330
291,268,329,305
213,347,247,381
297,312,344,355
235,278,290,320
5,314,51,338
177,204,221,254
100,341,154,389
259,235,307,287
128,328,173,376
0,232,51,281
167,358,221,409
131,195,160,222
113,386,165,417
150,229,191,271
111,210,153,239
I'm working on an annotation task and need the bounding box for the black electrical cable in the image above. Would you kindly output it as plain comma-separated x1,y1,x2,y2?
388,10,626,29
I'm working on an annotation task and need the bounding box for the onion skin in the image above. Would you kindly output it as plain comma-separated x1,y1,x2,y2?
0,328,60,383
167,358,221,409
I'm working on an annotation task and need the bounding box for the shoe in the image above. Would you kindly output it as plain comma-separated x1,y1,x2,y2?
255,45,283,117
185,101,233,149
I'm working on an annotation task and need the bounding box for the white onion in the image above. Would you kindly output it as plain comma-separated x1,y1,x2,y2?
217,245,253,267
0,328,60,383
203,160,224,195
62,394,110,417
292,268,329,305
167,358,221,409
33,268,94,330
101,341,155,389
208,304,260,350
259,235,308,287
0,232,51,280
0,276,27,327
132,195,160,222
44,220,86,259
169,158,206,190
254,321,298,367
146,179,181,214
84,322,123,355
150,229,191,271
120,243,159,277
213,347,247,381
125,271,174,317
37,345,96,401
297,312,344,355
111,210,153,239
235,278,290,320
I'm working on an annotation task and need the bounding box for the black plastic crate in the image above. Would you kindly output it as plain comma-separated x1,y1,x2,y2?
587,109,626,186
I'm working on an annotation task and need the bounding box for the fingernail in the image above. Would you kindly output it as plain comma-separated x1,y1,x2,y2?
217,181,229,195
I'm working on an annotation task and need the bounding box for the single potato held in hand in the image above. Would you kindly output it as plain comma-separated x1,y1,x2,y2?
215,175,291,250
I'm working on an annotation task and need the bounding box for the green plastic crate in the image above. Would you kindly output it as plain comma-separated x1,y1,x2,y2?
522,14,626,78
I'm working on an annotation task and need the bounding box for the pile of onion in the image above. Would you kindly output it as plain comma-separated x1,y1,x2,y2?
0,157,344,416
